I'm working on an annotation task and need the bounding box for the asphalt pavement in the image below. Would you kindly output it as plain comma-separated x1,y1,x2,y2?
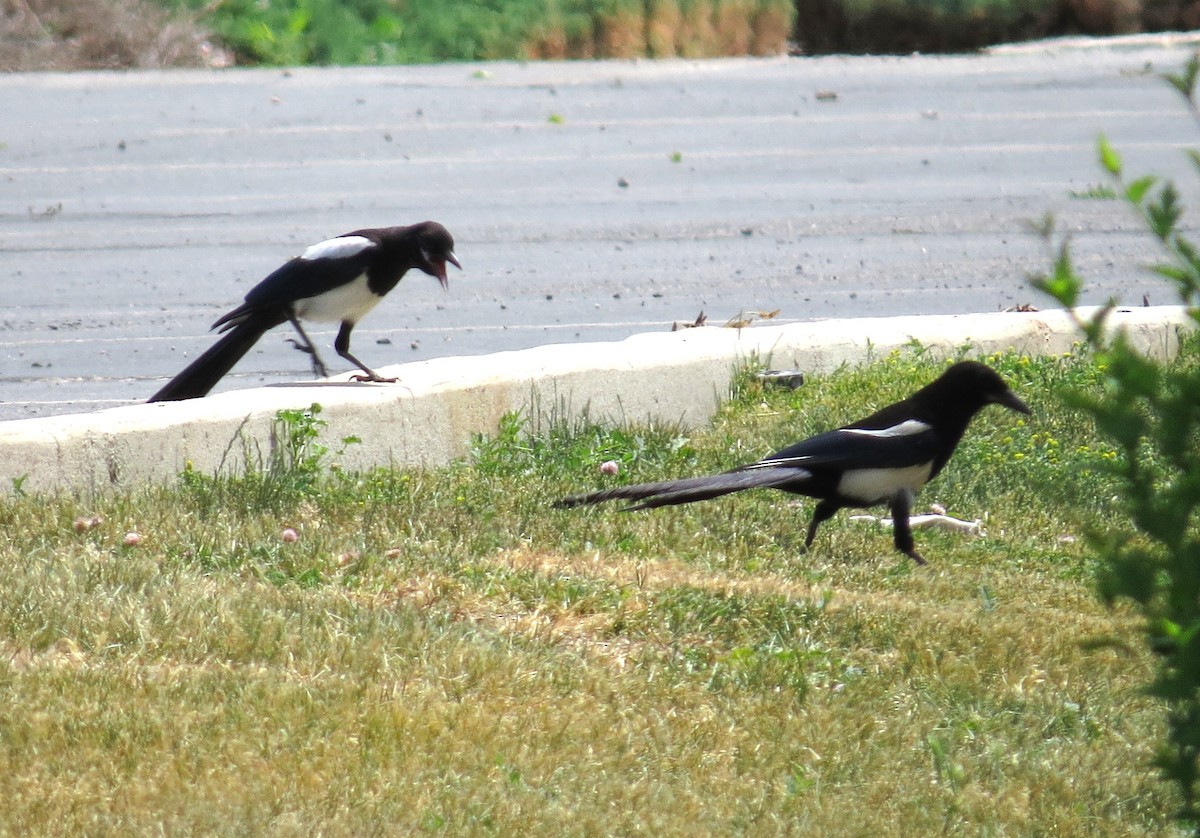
2,35,1198,420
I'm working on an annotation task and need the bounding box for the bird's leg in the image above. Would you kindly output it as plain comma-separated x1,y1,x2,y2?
803,500,840,551
889,490,927,565
336,321,398,384
286,314,330,378
284,337,328,376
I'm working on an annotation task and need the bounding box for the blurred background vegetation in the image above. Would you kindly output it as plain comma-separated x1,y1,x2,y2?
1,0,1198,70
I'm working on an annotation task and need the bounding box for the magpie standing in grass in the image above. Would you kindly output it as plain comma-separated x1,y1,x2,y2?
148,221,461,402
555,361,1030,565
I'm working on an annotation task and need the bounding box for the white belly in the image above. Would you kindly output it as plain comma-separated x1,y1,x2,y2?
838,463,933,504
294,275,381,324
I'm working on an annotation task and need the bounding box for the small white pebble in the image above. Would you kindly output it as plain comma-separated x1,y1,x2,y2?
929,503,946,515
281,528,299,543
599,460,620,475
123,532,142,546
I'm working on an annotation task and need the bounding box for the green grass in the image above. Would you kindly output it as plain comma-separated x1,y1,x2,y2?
0,346,1190,834
157,0,796,65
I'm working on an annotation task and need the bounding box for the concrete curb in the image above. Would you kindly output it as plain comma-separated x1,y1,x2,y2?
0,306,1190,495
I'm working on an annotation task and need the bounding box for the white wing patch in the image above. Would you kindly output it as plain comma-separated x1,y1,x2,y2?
294,274,380,324
841,419,931,438
838,463,933,504
746,459,798,470
300,235,375,261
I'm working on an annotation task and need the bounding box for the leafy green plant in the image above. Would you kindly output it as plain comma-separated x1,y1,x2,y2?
172,0,405,64
179,402,339,514
1031,56,1200,832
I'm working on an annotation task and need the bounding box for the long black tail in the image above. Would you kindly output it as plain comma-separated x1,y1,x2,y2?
554,466,808,511
148,317,275,402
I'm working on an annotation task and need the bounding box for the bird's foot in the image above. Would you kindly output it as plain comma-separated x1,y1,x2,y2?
349,373,399,384
284,338,330,378
904,549,928,566
285,337,315,356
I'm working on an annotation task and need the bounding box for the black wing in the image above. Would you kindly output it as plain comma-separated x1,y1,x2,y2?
554,467,810,511
742,419,940,474
214,240,379,330
245,249,377,307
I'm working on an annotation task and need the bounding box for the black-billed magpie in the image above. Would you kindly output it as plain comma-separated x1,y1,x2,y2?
148,221,461,402
555,361,1030,564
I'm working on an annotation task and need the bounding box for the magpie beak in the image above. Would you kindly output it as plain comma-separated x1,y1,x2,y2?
149,221,460,402
423,247,462,291
555,361,1031,565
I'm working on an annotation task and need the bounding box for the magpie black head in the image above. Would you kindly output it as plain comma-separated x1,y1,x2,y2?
928,360,1031,416
408,221,461,291
854,360,1030,436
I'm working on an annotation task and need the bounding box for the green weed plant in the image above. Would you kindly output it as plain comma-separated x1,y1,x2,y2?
1032,56,1200,834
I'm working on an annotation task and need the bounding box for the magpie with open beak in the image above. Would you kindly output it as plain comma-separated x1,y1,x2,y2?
149,221,460,402
555,361,1031,564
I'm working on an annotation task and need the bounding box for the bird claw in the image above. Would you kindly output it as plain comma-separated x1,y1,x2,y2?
349,373,398,384
285,338,314,355
283,339,329,377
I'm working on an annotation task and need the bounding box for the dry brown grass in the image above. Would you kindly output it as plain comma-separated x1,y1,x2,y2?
0,527,1172,835
525,0,795,61
0,0,220,71
680,0,721,57
715,0,756,54
647,0,686,57
597,6,648,59
752,0,795,55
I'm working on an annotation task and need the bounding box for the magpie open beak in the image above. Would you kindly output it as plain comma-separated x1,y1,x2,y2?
428,251,461,291
994,390,1031,415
